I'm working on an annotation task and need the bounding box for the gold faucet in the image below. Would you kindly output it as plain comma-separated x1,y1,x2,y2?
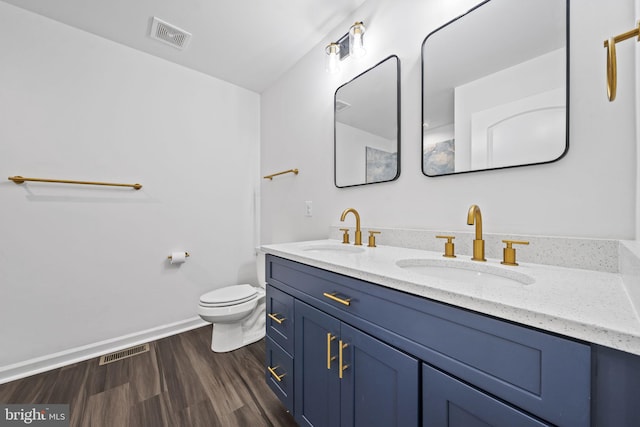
340,208,362,246
467,204,486,261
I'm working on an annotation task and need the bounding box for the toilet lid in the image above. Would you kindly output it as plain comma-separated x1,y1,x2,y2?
200,284,258,307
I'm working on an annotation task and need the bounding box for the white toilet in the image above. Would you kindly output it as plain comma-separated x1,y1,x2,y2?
197,251,266,352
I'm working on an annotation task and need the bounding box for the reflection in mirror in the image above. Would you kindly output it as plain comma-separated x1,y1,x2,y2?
422,0,568,176
335,55,400,187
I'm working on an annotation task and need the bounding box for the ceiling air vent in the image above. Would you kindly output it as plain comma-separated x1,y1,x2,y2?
150,17,192,50
335,99,351,112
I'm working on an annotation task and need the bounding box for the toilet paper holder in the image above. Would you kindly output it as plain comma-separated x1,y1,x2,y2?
167,252,190,260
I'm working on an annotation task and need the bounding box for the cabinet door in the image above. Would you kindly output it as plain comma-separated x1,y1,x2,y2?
423,364,551,427
340,323,419,427
294,300,341,427
266,284,294,354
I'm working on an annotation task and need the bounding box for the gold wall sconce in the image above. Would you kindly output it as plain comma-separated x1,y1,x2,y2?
604,21,639,101
325,21,367,73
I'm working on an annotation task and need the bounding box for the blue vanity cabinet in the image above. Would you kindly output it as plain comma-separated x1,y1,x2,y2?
294,299,419,427
265,254,592,427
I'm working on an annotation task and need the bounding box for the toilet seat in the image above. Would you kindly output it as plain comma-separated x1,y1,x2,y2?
199,284,258,307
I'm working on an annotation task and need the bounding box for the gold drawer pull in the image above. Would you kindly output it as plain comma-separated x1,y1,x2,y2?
327,333,337,369
339,340,349,379
268,365,286,382
323,292,351,306
268,313,286,324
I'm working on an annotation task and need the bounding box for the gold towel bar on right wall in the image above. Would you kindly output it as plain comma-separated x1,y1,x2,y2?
604,21,640,102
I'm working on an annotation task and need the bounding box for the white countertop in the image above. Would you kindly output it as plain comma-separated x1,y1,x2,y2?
262,239,640,356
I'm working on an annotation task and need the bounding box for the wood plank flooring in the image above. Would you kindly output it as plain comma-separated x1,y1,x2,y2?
0,326,298,427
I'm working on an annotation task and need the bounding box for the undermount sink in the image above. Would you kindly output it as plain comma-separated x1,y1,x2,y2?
302,243,366,254
396,258,535,286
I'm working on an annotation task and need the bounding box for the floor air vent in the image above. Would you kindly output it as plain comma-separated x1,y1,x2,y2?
149,17,192,50
99,344,150,366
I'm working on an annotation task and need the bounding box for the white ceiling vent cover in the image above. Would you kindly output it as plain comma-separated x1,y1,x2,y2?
150,17,192,50
335,99,351,112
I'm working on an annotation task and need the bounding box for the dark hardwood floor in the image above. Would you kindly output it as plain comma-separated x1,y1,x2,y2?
0,326,298,427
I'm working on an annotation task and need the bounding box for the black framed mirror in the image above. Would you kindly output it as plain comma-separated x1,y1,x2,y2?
335,55,400,188
422,0,568,177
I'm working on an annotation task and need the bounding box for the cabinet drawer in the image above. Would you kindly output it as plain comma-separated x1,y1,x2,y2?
266,285,294,354
266,336,294,413
267,254,377,320
423,364,551,427
267,255,590,427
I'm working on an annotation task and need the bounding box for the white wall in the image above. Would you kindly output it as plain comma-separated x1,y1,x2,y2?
0,2,260,369
261,0,637,243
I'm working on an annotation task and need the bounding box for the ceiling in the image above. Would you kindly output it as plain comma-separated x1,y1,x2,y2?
1,0,367,93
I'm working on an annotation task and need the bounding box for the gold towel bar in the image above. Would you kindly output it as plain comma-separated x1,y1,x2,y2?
8,176,142,190
604,21,640,101
263,169,298,180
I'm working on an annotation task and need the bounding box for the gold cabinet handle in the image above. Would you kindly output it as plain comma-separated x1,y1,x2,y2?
327,333,337,369
501,240,530,266
267,313,286,324
267,365,287,382
323,292,351,306
339,340,349,379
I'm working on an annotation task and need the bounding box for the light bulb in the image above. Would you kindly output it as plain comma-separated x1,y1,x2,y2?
349,22,366,58
325,43,341,74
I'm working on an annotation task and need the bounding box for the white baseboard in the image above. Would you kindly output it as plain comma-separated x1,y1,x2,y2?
0,317,208,385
